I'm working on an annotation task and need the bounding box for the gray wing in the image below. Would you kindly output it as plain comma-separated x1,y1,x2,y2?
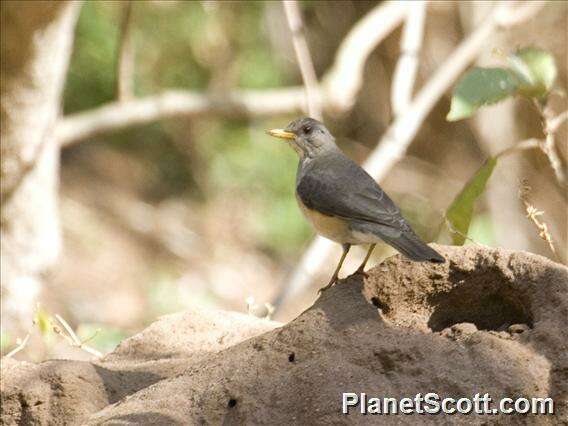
296,152,445,263
296,153,409,237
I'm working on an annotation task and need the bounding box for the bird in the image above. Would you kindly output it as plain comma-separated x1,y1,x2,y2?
267,117,445,292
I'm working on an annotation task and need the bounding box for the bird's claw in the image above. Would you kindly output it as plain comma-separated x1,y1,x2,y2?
318,279,337,294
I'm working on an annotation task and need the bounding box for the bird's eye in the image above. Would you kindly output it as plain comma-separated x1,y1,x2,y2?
303,125,312,134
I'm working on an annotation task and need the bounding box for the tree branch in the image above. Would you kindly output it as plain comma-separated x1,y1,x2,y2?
56,1,410,146
282,0,322,120
391,1,427,116
56,88,307,146
2,334,30,359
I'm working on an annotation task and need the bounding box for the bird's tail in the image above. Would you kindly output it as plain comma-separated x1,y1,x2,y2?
382,232,445,263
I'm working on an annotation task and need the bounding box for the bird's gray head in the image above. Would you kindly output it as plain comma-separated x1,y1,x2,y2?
267,117,337,159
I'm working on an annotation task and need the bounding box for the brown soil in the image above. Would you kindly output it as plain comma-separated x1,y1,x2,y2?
2,245,567,425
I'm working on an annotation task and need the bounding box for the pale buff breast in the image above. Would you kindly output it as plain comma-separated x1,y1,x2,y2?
295,194,377,244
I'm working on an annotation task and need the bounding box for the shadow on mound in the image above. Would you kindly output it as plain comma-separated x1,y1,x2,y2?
365,246,537,333
427,285,532,332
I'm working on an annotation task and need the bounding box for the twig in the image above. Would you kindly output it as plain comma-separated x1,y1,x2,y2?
52,314,102,358
275,0,546,312
443,216,480,246
116,1,135,102
282,1,322,120
391,2,427,116
533,101,567,188
518,180,559,261
2,334,30,359
547,110,568,134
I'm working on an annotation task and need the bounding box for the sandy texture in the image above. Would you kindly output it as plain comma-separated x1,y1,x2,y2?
2,245,567,425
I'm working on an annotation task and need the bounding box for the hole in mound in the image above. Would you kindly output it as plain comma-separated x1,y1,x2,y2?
288,352,295,362
370,296,390,312
427,288,533,332
373,263,535,333
228,399,237,408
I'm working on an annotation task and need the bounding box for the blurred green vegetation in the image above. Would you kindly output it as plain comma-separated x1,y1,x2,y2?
0,330,11,352
63,1,309,255
76,323,127,354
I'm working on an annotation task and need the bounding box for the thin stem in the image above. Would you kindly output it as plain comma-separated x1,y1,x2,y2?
532,100,567,188
282,1,322,120
53,314,103,358
3,334,30,359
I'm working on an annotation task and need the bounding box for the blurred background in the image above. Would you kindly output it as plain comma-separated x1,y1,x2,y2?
1,1,566,360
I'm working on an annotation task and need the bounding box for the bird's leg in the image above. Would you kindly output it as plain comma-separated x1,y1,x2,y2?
319,244,351,293
354,244,376,278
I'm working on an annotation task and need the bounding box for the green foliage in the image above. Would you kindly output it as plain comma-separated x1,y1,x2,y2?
507,47,557,99
444,157,497,245
63,3,304,256
467,213,497,247
447,47,557,121
201,120,311,254
447,68,518,121
0,330,12,352
34,308,52,336
64,2,120,113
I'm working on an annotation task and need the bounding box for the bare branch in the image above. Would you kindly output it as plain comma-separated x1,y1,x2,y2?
391,2,427,115
531,101,567,188
323,1,409,112
547,110,568,134
494,0,547,27
518,180,559,261
56,88,307,146
116,1,135,102
61,2,407,145
2,334,30,359
541,132,566,186
282,1,322,120
56,1,410,146
276,0,546,312
53,314,103,358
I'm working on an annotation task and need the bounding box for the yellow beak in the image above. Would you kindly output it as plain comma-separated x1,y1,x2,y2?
267,129,296,140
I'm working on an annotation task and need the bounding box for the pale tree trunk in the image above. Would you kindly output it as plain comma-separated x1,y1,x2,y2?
1,1,81,332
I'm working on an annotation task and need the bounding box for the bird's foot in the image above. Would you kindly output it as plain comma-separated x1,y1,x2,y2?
318,278,337,294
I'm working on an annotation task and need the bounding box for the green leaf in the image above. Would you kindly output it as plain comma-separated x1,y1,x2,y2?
34,308,52,335
508,47,556,98
447,68,518,121
444,157,497,245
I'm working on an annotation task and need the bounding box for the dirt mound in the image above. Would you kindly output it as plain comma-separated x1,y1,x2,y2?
2,245,567,424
